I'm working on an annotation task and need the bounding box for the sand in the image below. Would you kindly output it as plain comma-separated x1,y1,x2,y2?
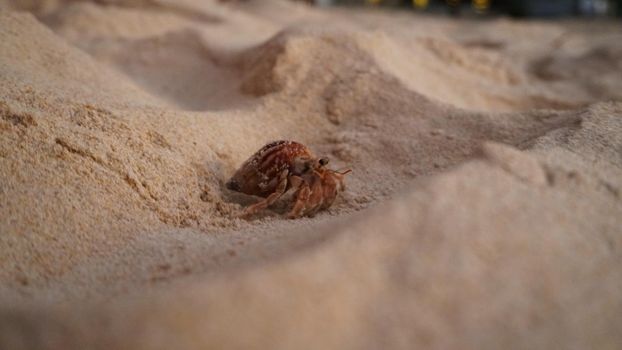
0,0,621,349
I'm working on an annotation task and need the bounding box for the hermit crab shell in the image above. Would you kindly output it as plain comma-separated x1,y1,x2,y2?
226,140,314,197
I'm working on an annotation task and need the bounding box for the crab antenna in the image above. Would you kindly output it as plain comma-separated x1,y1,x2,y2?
337,168,352,175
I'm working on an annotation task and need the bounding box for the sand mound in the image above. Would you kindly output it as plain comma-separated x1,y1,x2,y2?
80,29,250,110
0,1,621,349
0,13,156,106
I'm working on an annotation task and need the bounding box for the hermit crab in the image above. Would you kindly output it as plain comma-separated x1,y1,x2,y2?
226,140,351,219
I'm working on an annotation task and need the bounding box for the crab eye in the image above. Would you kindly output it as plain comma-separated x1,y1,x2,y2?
319,158,329,166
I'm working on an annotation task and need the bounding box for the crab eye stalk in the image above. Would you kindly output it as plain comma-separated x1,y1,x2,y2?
319,158,329,166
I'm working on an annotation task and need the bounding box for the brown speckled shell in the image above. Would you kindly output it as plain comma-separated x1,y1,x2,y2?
227,140,314,197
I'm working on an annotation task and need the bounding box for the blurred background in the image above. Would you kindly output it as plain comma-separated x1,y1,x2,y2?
309,0,622,17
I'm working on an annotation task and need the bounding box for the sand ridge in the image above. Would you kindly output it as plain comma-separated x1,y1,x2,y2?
0,1,621,349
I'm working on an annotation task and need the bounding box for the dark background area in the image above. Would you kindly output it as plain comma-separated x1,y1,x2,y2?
316,0,622,17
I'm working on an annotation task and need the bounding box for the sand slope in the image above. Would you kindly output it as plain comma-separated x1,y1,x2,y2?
0,1,621,349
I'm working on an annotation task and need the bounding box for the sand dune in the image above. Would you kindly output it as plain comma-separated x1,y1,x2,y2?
0,1,621,349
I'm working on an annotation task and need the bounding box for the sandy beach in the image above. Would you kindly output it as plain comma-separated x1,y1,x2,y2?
1,0,621,349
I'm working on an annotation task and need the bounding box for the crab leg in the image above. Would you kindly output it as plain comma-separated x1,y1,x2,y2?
241,170,289,217
287,182,311,219
304,174,325,217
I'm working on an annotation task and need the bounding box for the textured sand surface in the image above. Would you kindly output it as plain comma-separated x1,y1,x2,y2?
1,1,621,349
